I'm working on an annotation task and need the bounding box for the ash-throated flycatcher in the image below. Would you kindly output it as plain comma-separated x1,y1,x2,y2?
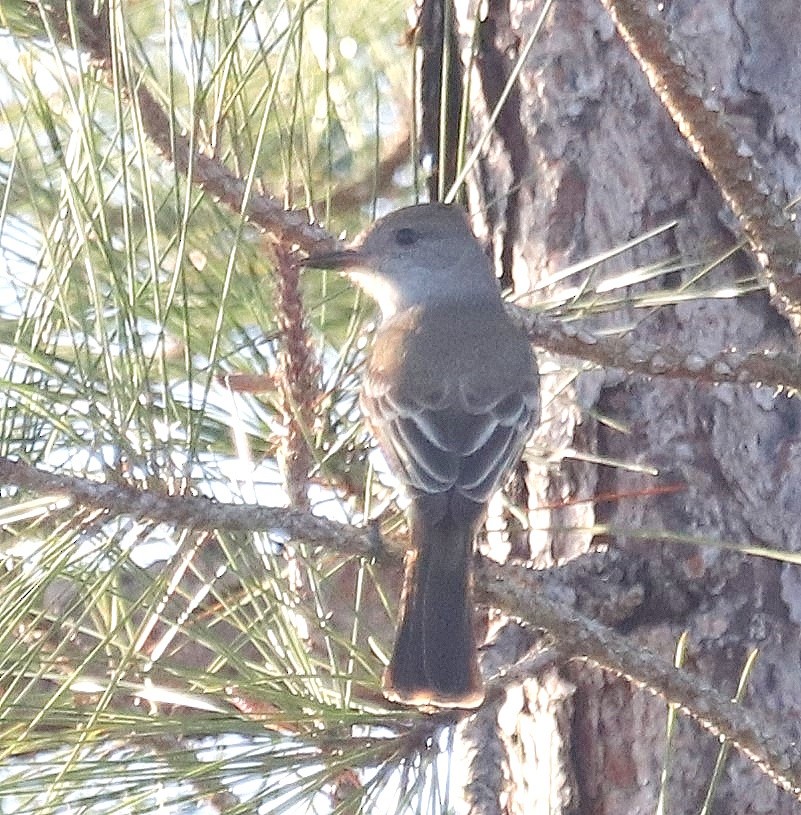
306,203,539,708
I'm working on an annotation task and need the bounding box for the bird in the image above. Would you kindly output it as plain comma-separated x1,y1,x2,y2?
304,202,539,708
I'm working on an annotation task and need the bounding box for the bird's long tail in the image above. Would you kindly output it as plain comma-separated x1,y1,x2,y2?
382,494,484,709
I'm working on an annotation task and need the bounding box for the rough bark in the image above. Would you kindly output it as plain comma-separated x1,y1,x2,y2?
469,1,801,812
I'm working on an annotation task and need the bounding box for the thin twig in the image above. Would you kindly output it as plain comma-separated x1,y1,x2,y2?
418,0,463,200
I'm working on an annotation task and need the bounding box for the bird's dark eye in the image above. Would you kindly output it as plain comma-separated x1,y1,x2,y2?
394,227,419,246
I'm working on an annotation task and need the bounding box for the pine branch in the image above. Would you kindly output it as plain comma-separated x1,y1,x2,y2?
273,245,321,508
39,0,336,254
0,456,372,557
519,308,801,393
3,454,801,801
35,0,801,395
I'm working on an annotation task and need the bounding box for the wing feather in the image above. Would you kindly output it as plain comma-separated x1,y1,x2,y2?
363,370,538,502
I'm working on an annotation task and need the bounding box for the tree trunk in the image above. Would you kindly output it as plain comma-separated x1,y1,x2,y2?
469,1,801,812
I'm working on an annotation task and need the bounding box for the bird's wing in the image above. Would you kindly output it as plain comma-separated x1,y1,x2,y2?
361,370,539,502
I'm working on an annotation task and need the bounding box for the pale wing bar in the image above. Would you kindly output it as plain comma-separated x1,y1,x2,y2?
363,376,538,501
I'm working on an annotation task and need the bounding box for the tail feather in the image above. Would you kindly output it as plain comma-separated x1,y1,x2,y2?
382,494,484,708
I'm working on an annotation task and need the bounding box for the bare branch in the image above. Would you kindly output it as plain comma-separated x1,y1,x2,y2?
518,308,801,393
0,457,372,558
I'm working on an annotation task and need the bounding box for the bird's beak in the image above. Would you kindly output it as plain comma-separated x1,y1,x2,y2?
301,248,366,270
